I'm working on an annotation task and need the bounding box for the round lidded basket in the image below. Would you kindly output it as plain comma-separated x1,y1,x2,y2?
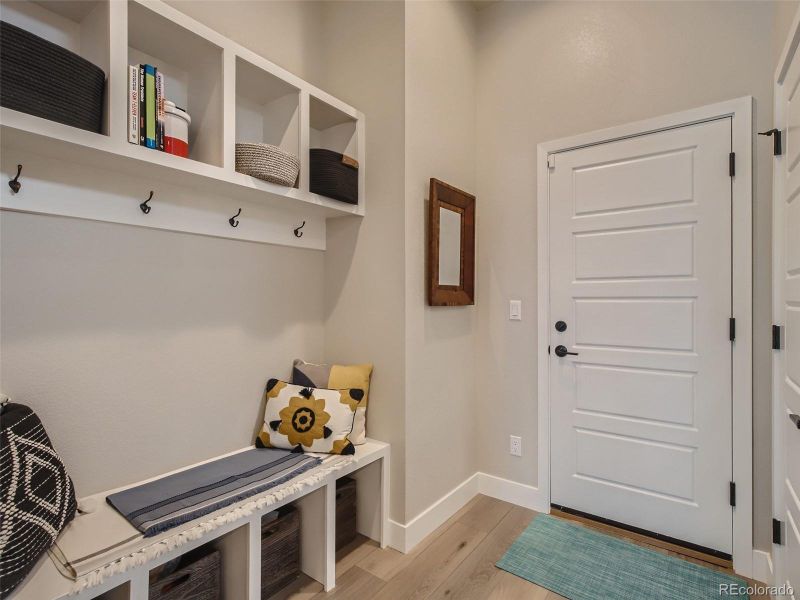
235,143,300,187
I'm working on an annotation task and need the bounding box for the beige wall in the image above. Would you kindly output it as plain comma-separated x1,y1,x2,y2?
475,0,778,550
159,0,410,522
0,212,324,495
315,1,407,523
403,0,477,520
774,1,799,68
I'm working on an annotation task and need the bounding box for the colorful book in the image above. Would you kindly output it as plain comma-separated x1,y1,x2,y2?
138,64,145,145
156,71,165,151
127,65,138,144
144,64,156,149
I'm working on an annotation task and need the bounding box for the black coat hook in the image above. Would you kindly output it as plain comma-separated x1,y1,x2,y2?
294,221,306,238
140,191,153,214
229,208,242,228
8,164,22,193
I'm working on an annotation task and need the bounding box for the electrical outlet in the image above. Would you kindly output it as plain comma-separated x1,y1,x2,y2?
510,435,522,457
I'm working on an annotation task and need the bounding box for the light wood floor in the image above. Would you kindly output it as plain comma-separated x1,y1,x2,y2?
274,494,765,600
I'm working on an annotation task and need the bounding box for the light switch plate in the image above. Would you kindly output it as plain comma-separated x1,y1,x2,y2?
509,300,522,321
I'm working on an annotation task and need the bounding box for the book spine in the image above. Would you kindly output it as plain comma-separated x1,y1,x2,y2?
128,65,138,144
144,64,156,149
138,65,145,146
156,71,165,151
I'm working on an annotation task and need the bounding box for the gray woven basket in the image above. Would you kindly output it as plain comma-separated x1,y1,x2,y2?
235,143,299,187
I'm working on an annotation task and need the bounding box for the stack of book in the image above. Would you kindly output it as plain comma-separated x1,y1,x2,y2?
127,64,165,150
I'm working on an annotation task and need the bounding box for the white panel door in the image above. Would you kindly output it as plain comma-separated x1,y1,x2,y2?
549,118,734,554
773,13,800,595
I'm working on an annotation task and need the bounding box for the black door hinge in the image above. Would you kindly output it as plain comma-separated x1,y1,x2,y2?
729,152,736,177
773,518,783,545
773,325,782,350
759,129,783,156
729,482,736,507
547,345,551,355
729,318,736,342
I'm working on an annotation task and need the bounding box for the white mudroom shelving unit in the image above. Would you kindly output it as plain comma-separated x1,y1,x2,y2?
0,0,365,250
13,441,389,600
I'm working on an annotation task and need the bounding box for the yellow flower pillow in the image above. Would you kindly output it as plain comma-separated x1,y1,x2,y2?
256,379,363,455
292,360,373,445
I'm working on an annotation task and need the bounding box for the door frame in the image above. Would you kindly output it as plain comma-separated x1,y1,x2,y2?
536,97,754,576
772,7,800,591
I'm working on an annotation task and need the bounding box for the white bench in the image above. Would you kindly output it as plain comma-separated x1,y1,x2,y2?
12,440,389,600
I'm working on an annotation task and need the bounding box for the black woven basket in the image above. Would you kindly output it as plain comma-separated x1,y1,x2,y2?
1,21,105,133
310,148,358,205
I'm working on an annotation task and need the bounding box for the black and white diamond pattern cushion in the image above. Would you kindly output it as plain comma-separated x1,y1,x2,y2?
0,403,77,598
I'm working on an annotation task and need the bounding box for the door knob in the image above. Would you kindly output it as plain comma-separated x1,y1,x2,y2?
554,345,578,357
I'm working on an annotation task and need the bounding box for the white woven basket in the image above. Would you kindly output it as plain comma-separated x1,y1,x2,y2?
235,143,300,187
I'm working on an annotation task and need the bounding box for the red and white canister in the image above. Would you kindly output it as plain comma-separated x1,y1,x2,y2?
164,100,190,158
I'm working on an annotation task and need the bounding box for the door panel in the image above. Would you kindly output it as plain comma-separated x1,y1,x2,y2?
575,224,695,279
575,298,695,350
775,21,800,594
549,118,733,554
575,364,694,426
573,148,694,214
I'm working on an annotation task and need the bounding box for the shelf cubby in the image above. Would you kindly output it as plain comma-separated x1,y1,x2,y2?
235,57,300,160
127,0,223,167
0,0,110,134
309,95,358,159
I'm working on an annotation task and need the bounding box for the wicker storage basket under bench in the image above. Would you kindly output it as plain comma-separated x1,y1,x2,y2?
149,547,221,600
261,505,301,599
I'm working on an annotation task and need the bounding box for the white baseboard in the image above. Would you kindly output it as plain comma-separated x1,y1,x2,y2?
387,471,545,553
477,472,548,512
387,473,479,553
751,549,773,585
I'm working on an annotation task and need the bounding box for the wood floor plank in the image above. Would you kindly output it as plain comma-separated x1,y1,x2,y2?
454,494,515,534
359,497,480,581
269,573,324,600
335,534,379,577
370,521,489,600
486,570,552,600
429,505,536,600
312,566,385,600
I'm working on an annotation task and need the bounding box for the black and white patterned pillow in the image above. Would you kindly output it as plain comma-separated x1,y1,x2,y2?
0,402,77,598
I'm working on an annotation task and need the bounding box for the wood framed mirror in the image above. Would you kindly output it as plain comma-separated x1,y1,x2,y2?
427,178,475,306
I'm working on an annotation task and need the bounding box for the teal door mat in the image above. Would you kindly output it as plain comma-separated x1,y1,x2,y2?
496,515,749,600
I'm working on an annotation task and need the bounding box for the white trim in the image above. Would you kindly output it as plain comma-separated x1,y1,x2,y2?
387,472,548,554
388,474,480,553
771,6,800,592
477,472,548,513
752,550,774,586
536,97,754,577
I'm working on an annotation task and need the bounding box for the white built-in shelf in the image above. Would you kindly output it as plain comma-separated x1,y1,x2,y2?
0,0,365,250
12,440,389,600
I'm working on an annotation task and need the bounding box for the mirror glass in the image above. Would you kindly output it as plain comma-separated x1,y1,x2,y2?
438,206,462,286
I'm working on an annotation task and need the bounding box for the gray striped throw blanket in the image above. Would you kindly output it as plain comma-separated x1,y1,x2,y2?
106,448,320,536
